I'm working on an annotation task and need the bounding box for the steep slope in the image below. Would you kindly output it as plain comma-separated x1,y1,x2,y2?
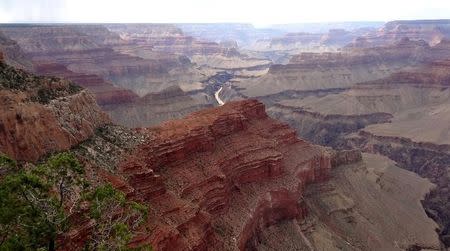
1,22,448,250
108,23,270,72
113,99,334,250
107,23,236,56
225,39,450,146
0,57,110,162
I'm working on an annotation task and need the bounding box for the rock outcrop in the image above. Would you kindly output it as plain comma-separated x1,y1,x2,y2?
119,99,333,250
0,61,110,161
62,99,335,250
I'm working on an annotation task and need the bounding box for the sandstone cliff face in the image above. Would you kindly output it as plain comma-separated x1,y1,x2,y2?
64,100,337,250
368,57,450,87
227,37,450,147
119,100,334,250
256,29,365,51
236,38,450,247
0,25,157,107
29,47,189,95
0,62,110,162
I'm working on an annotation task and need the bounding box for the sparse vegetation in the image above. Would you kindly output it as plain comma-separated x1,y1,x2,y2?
0,62,81,104
83,184,149,251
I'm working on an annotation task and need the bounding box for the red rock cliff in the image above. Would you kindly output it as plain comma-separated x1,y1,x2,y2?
103,99,335,250
0,62,110,162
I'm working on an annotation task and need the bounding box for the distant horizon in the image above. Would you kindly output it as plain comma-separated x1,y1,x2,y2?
2,0,450,27
1,19,450,27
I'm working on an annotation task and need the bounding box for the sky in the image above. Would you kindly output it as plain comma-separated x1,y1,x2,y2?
0,0,449,26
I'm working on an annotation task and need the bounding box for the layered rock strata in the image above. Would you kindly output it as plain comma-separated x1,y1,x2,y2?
116,100,333,250
60,99,337,250
0,24,218,126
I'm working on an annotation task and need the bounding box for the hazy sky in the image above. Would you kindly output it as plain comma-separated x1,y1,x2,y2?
1,0,449,26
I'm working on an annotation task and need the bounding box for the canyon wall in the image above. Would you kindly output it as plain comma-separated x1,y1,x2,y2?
0,24,219,127
0,24,275,128
0,61,110,162
66,99,438,250
0,55,439,250
119,99,334,250
60,99,346,250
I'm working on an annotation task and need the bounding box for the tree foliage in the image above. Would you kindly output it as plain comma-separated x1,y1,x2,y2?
0,152,82,250
83,184,149,251
0,152,150,251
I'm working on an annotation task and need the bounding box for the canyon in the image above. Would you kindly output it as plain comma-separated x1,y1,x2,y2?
0,24,270,127
219,20,450,248
1,19,450,250
0,62,437,249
